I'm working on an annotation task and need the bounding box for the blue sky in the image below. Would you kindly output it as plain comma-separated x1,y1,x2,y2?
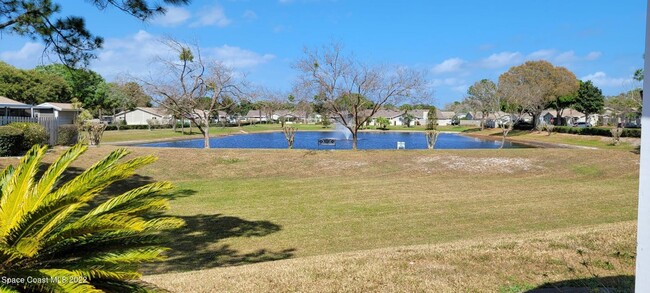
0,0,646,107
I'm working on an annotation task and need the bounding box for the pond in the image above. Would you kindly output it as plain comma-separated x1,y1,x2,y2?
133,131,532,150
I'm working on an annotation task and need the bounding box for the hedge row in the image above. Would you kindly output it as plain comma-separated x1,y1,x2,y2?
0,126,24,156
552,126,641,138
8,122,49,150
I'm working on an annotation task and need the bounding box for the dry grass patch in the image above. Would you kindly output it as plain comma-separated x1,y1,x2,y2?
0,146,639,284
144,221,636,292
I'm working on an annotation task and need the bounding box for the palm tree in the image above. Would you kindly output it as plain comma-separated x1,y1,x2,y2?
0,144,184,292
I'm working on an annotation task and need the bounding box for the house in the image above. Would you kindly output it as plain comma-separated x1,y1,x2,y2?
35,103,82,125
214,111,229,123
437,110,456,126
540,109,596,126
365,109,404,126
245,109,270,122
114,107,171,125
0,96,35,119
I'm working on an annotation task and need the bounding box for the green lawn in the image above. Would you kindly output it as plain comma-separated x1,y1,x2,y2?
466,129,640,152
24,147,637,271
1,146,638,291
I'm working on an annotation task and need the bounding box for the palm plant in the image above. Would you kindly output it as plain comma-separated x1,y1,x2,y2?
0,144,184,292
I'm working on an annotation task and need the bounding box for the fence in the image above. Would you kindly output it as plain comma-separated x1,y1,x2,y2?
0,116,60,146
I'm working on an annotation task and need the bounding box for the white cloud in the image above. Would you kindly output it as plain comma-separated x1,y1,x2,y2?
192,5,231,27
432,58,465,74
585,51,602,61
0,42,45,62
480,51,523,69
554,51,578,63
243,10,257,20
581,71,633,88
527,49,556,60
89,31,274,80
525,49,601,64
151,6,190,27
208,45,275,68
431,78,465,87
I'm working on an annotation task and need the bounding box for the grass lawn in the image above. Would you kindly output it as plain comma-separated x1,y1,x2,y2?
3,145,638,291
466,128,640,152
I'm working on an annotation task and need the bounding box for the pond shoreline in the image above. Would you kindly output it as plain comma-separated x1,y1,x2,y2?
117,130,538,150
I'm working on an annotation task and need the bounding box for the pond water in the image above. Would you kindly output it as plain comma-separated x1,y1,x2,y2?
134,131,532,150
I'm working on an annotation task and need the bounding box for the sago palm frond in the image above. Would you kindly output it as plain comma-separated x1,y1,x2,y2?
0,144,184,292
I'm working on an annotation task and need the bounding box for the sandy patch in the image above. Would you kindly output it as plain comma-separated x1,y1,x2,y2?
415,155,539,173
315,159,368,169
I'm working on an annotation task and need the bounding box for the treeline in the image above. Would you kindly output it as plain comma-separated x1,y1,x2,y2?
0,62,151,116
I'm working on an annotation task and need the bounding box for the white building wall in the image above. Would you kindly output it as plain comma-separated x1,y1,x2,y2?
122,110,161,125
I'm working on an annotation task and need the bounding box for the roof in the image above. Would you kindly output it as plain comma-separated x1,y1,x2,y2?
370,109,403,119
541,109,585,118
407,109,427,119
38,103,81,112
0,96,28,106
435,109,456,119
246,109,267,118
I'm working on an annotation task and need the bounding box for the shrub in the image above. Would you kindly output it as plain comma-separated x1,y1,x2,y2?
552,126,641,138
57,124,79,146
84,122,107,146
8,122,49,149
0,144,184,292
105,124,174,131
0,126,24,156
621,128,641,138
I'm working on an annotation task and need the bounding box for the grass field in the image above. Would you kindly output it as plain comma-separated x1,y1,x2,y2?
3,145,638,292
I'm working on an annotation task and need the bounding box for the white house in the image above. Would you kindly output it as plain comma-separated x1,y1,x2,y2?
114,107,171,125
35,103,82,125
245,109,269,122
540,109,598,126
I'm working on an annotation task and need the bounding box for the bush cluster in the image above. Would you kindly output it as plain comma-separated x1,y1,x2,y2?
7,122,49,150
57,124,79,146
553,126,641,138
0,126,24,156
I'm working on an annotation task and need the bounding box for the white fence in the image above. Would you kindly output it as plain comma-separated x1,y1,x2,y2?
0,116,60,146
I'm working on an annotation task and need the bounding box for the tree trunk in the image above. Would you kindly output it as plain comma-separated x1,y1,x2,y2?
181,118,185,134
203,126,210,148
481,117,485,130
352,131,358,150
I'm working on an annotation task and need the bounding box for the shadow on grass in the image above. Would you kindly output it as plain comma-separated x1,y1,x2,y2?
525,275,634,292
33,159,293,275
142,214,294,274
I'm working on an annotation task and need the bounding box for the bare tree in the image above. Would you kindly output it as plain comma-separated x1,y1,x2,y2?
143,40,245,148
283,126,297,149
294,43,429,150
